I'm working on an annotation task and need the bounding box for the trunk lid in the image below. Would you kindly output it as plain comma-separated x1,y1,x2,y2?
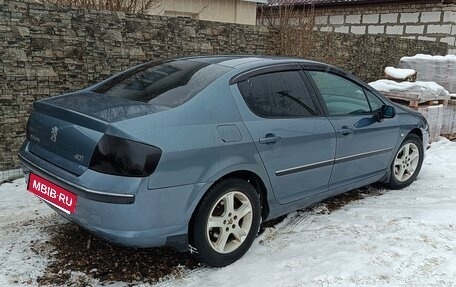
27,92,166,175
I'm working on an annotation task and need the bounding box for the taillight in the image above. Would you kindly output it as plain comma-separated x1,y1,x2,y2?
89,134,161,177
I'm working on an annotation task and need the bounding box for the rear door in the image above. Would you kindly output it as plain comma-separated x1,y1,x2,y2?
306,70,399,190
230,67,336,204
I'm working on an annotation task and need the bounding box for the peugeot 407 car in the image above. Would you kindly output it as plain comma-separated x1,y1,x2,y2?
20,56,428,267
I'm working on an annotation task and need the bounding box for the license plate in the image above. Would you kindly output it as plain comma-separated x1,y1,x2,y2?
27,173,77,214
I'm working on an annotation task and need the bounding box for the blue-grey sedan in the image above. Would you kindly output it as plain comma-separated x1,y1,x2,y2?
19,56,428,267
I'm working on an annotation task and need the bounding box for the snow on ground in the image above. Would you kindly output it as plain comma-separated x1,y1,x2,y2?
0,179,57,286
1,138,456,286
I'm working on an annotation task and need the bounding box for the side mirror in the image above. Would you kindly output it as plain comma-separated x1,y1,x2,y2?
382,105,396,119
374,105,396,122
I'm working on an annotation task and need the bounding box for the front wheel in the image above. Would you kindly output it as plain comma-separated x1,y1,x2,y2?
386,134,424,189
190,178,261,267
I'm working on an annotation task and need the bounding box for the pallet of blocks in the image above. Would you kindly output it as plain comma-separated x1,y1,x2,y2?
418,104,444,143
369,79,450,143
399,54,456,94
369,79,449,109
441,95,456,140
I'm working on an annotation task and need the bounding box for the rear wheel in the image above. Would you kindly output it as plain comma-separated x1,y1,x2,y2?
386,134,424,189
190,178,261,267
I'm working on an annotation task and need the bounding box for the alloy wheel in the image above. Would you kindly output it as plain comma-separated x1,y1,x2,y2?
393,142,420,182
206,191,253,254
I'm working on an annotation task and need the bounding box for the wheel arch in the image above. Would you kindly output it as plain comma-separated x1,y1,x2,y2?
379,126,424,184
408,127,423,140
187,169,271,244
384,129,425,189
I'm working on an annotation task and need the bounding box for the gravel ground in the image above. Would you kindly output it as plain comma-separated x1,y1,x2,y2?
33,224,200,286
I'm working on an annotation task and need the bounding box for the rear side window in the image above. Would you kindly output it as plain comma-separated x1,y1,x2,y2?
94,60,230,108
237,71,318,118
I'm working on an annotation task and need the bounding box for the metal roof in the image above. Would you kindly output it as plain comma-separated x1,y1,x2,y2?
265,0,455,6
243,0,269,3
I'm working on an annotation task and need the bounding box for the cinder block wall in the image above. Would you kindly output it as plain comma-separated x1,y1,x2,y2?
0,0,448,170
313,3,456,54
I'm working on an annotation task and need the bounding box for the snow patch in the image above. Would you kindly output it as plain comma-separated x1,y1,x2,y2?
401,54,456,61
369,79,450,100
384,66,416,80
0,179,55,286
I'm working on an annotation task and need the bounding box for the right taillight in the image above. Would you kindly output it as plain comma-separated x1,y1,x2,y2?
89,134,162,177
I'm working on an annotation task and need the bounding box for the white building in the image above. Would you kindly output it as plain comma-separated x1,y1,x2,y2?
150,0,268,25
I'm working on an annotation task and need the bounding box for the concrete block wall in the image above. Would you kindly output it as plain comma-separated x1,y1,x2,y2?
314,3,456,54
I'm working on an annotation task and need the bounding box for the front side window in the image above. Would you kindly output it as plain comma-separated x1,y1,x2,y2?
308,71,372,116
365,90,384,111
94,60,230,108
237,71,318,118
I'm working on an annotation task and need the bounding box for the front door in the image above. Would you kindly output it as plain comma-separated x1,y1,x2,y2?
231,69,336,204
306,70,399,190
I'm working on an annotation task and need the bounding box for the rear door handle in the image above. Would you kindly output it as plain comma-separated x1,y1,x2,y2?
338,126,354,136
259,133,282,144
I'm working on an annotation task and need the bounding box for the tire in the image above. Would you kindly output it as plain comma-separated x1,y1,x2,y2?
190,178,261,267
385,134,424,189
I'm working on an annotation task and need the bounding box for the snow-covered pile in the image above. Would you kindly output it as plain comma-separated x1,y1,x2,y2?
384,66,416,81
400,54,456,93
401,54,456,61
369,79,450,101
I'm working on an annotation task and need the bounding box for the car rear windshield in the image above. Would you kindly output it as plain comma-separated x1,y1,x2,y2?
93,59,230,108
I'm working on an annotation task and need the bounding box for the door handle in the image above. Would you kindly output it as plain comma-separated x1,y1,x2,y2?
259,133,282,144
338,126,354,136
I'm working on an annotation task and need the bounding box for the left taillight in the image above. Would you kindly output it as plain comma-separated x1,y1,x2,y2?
89,134,162,177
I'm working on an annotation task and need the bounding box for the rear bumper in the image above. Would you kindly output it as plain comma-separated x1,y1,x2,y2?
20,153,135,204
19,142,206,251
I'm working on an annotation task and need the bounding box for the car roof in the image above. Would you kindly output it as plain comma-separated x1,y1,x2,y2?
176,55,325,69
175,55,372,93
